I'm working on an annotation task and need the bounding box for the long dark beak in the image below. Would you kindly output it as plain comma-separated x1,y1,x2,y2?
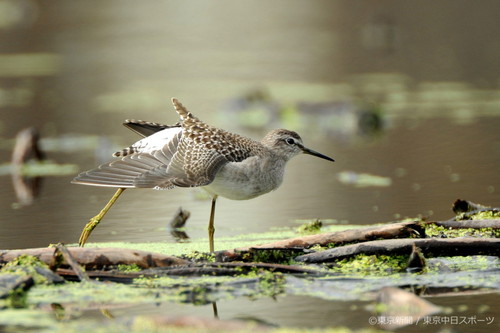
302,146,335,162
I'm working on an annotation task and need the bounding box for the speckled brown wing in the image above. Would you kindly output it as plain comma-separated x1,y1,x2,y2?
72,130,184,189
72,98,265,190
166,99,263,187
166,131,257,187
72,126,260,189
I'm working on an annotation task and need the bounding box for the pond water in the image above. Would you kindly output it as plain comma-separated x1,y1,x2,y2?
0,1,499,332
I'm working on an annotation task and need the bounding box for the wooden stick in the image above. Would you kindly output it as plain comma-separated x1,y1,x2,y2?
430,219,500,229
218,221,424,261
53,244,90,282
295,238,500,263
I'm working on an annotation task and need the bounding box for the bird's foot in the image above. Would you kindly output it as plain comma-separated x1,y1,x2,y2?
78,216,101,247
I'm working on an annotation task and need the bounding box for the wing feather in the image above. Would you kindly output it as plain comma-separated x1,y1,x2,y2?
72,128,228,189
73,99,266,190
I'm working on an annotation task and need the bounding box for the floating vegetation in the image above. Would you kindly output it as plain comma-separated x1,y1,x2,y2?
330,254,410,276
337,171,392,188
296,219,323,235
0,200,498,331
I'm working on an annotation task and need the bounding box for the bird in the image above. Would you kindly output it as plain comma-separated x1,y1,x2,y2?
72,98,335,252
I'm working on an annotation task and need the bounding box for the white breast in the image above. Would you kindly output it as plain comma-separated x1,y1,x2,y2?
203,156,286,200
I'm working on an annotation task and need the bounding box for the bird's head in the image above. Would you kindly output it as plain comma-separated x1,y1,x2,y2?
262,129,335,162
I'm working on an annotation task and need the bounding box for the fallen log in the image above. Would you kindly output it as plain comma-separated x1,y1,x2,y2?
217,221,424,261
2,217,498,274
430,219,500,229
295,238,500,263
0,247,189,269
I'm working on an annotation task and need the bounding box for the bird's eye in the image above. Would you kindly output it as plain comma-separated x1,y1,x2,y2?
285,138,295,145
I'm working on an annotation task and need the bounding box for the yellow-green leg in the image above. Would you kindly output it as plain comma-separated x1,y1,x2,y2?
79,188,125,247
208,195,217,252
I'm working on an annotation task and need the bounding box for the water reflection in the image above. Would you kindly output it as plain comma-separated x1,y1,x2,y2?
11,127,44,206
168,207,190,241
5,127,80,208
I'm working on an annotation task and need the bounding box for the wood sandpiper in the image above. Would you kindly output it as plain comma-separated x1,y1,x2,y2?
73,98,335,251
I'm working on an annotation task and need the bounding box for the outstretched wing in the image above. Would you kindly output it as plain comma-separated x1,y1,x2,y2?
72,127,230,189
72,98,263,190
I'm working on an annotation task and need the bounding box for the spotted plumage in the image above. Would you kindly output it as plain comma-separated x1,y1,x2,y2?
73,98,334,250
74,98,333,195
